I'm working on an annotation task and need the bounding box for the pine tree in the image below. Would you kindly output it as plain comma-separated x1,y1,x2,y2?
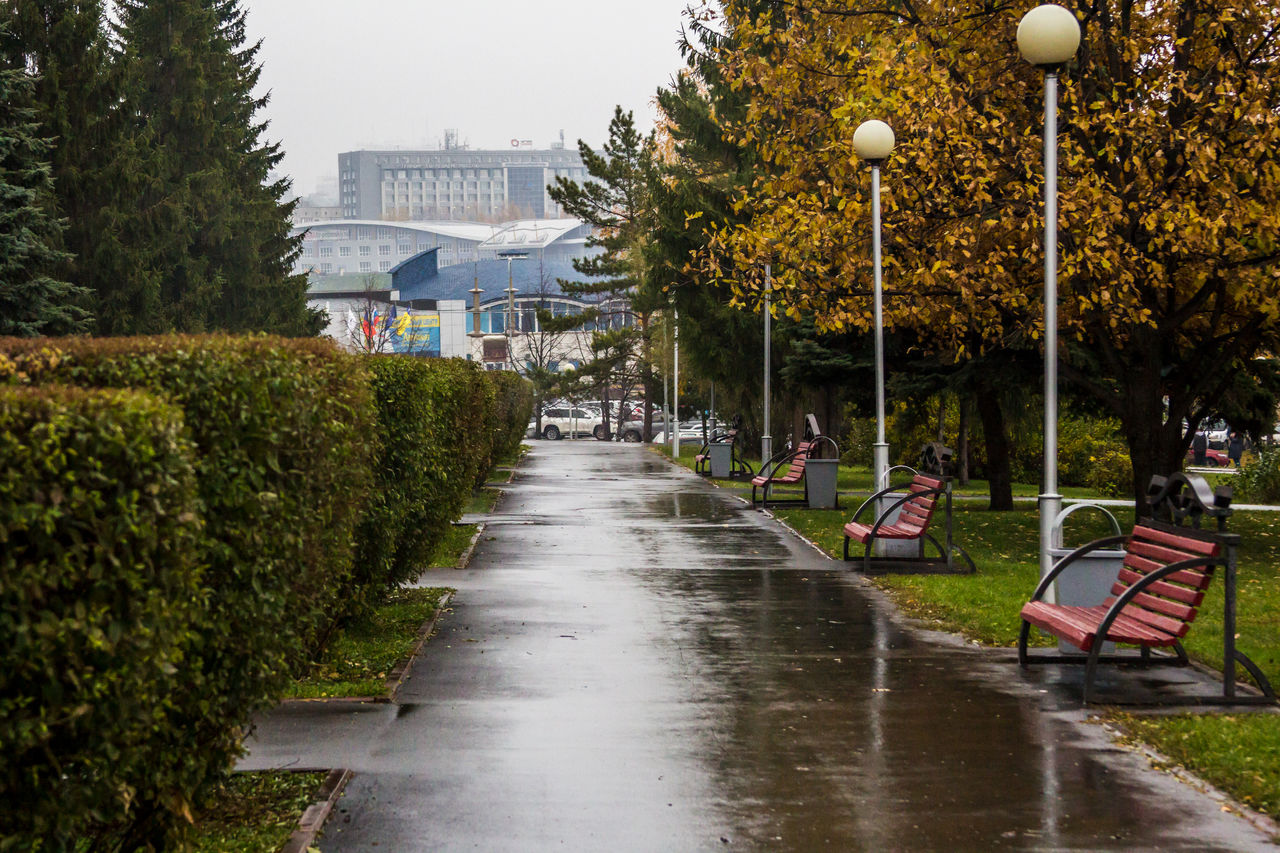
548,107,659,438
0,61,89,336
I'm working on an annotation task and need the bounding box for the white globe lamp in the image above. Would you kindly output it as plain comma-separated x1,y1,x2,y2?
1017,5,1081,67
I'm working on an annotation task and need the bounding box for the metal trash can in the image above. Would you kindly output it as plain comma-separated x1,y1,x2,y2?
871,491,921,557
806,458,839,509
708,443,732,478
1049,503,1125,655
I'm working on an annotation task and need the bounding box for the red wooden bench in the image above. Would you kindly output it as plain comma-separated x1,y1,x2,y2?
750,440,812,507
842,470,974,573
1018,473,1276,705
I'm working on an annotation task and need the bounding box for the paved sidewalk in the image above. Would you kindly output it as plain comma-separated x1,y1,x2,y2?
243,442,1276,851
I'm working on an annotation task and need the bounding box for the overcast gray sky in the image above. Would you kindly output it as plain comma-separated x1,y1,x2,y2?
242,0,694,198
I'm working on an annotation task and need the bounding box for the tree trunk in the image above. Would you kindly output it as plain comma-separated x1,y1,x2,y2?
974,380,1014,510
957,398,970,487
1118,366,1186,519
601,384,612,439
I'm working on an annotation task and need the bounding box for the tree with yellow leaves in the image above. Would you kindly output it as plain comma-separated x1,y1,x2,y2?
695,0,1280,503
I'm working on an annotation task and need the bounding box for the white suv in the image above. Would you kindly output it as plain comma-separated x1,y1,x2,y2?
529,406,605,441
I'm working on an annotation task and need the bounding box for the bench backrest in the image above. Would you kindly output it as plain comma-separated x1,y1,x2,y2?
1109,523,1222,639
779,441,812,478
895,474,944,535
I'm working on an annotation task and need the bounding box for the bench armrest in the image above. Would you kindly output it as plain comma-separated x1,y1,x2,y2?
758,445,796,480
869,485,945,537
1090,554,1223,641
1027,534,1130,602
849,480,945,538
849,480,901,525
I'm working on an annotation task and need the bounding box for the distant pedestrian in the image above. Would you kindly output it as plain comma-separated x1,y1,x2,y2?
1192,431,1208,466
1228,431,1245,468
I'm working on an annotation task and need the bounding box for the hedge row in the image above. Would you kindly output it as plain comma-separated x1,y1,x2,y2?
0,336,532,850
0,385,203,849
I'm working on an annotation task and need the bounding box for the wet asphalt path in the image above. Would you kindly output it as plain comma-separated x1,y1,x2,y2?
242,441,1276,851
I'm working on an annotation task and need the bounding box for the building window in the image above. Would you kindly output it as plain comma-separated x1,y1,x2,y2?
359,262,371,272
377,228,391,239
379,245,391,256
379,261,391,271
359,245,371,257
319,246,333,257
399,244,412,254
320,263,332,273
339,246,351,257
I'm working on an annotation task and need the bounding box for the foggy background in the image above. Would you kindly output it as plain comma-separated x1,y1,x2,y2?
242,0,694,199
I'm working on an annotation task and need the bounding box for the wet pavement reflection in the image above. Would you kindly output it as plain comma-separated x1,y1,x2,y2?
243,442,1275,851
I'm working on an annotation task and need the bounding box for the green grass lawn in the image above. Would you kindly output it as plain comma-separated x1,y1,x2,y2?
429,523,481,568
659,445,1280,820
284,587,451,700
467,487,503,514
1115,713,1280,819
189,771,328,852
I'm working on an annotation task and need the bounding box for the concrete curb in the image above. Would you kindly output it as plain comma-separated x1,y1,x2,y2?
383,589,455,702
277,589,456,708
1103,720,1280,841
453,522,486,570
280,767,353,853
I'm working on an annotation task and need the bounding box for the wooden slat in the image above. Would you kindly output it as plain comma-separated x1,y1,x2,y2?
1022,602,1179,651
1108,587,1199,622
1120,552,1214,590
1127,538,1206,566
1132,524,1221,556
1120,603,1194,638
1114,568,1207,606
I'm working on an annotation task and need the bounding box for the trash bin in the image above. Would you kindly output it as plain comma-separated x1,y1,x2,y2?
708,442,732,478
806,458,839,508
1049,503,1125,655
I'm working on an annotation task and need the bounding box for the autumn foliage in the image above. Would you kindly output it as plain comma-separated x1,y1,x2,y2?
692,0,1280,497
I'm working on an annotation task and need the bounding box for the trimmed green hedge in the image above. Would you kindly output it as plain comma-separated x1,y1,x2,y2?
0,339,531,848
358,358,530,590
487,368,534,467
0,386,203,850
1,335,375,847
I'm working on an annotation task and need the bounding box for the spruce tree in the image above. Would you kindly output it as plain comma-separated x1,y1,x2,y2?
0,62,89,336
114,0,321,335
1,0,165,334
204,0,320,335
548,107,659,438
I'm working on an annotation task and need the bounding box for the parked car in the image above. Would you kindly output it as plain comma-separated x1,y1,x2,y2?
1186,446,1229,467
529,406,604,440
617,410,670,443
652,421,726,445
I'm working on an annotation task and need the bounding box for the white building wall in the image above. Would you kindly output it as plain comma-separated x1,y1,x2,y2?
437,299,469,359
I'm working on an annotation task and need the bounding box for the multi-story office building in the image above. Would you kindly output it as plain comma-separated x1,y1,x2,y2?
338,147,587,221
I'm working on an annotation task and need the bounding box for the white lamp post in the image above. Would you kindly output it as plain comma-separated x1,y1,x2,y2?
497,250,528,369
853,119,896,497
1018,4,1081,586
762,262,773,467
672,305,680,458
